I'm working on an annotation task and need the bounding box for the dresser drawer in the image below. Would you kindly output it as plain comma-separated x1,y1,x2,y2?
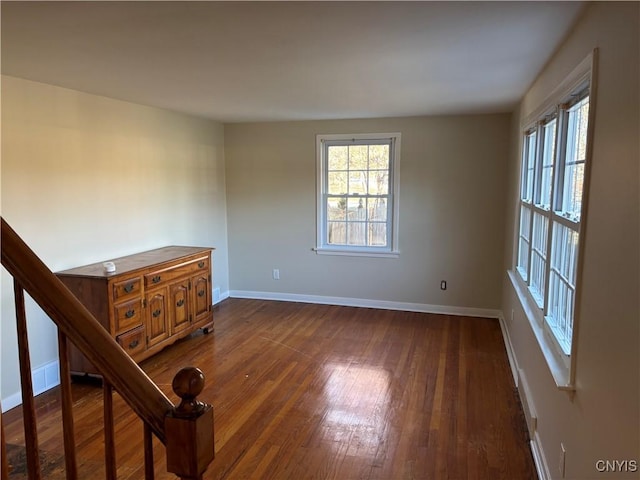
144,256,210,287
116,326,146,357
112,277,142,301
114,298,143,334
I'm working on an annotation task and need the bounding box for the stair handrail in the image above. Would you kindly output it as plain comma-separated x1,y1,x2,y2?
1,217,214,479
1,217,173,440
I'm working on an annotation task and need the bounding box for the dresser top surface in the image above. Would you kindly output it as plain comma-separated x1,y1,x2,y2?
56,246,213,278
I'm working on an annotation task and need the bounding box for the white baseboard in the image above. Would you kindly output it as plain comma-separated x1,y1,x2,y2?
497,312,546,480
213,288,230,305
498,312,519,386
1,391,22,413
531,432,551,480
228,290,501,319
1,360,60,413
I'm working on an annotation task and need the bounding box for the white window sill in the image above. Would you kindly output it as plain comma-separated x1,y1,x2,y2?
508,269,575,392
314,247,399,259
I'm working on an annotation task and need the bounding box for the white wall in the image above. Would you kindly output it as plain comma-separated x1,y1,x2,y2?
501,3,639,479
1,76,230,408
225,114,510,312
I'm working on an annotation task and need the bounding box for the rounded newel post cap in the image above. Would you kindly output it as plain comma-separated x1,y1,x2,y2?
172,367,207,418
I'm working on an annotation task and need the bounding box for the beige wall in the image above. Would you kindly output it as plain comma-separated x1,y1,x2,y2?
225,114,510,310
501,3,639,479
1,76,229,403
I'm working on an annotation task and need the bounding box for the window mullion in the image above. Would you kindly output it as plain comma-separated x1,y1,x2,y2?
387,140,394,249
553,108,569,212
525,128,540,288
551,212,580,230
364,146,370,247
322,143,330,246
543,116,561,316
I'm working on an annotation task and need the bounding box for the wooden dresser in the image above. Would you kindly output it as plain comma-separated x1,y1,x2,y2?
56,246,214,375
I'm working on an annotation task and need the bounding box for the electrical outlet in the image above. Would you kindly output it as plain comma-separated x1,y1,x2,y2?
440,280,447,290
559,443,566,478
272,269,280,280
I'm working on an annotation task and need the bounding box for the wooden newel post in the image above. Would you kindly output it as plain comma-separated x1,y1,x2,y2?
165,367,214,480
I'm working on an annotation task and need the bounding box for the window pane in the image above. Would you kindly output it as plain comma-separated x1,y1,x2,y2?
537,119,556,209
347,197,366,221
547,270,574,355
520,205,531,241
328,171,347,195
348,171,367,195
328,146,348,170
560,97,589,221
517,205,532,280
368,170,389,195
368,223,387,246
327,221,346,244
327,197,346,221
530,212,549,306
562,163,585,221
521,131,537,202
347,222,366,245
368,197,387,222
532,211,549,257
517,238,530,281
348,145,368,170
369,145,389,169
530,250,545,306
551,222,579,288
546,216,580,355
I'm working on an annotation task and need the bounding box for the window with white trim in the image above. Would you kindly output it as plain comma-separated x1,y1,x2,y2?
316,133,400,257
516,87,591,358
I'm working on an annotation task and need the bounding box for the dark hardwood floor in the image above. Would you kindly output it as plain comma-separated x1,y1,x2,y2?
3,299,536,479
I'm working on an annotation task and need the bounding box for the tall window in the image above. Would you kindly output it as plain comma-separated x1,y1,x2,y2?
316,133,400,257
516,88,591,356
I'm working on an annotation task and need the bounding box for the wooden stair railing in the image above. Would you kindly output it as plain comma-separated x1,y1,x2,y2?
0,217,214,480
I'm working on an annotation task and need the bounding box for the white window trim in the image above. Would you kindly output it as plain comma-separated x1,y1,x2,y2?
315,133,401,258
512,49,598,391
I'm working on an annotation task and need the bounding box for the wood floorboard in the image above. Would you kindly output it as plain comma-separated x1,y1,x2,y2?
3,298,536,479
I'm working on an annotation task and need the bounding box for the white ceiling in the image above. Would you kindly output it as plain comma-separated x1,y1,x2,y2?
1,1,585,123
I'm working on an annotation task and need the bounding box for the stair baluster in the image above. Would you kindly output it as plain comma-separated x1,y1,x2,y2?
1,217,215,478
58,330,78,479
14,279,42,479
